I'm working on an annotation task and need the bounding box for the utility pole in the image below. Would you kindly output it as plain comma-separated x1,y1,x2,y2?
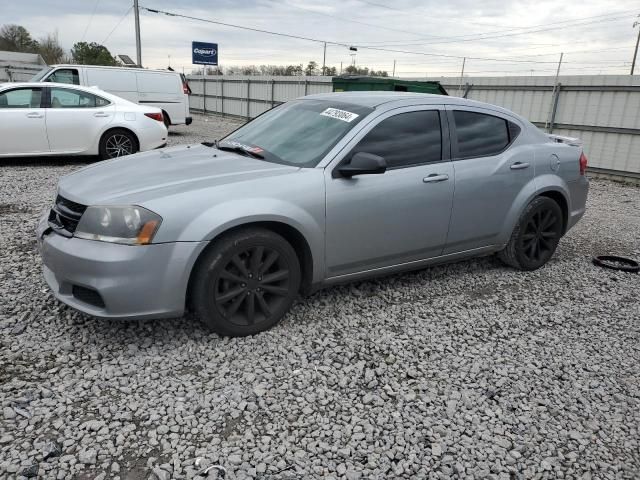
458,57,466,96
392,59,396,77
631,18,640,75
545,52,563,131
322,42,326,76
134,0,142,67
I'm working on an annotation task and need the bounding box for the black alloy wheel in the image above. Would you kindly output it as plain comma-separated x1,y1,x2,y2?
519,207,561,264
215,246,291,326
499,196,564,270
192,228,301,336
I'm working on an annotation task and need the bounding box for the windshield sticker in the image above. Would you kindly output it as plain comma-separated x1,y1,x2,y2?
320,108,359,123
223,140,264,154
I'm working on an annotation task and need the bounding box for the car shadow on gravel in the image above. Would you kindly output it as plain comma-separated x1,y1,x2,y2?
0,157,97,167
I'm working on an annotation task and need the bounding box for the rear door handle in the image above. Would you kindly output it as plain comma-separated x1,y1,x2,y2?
510,162,530,170
26,112,43,118
94,112,110,117
423,174,449,183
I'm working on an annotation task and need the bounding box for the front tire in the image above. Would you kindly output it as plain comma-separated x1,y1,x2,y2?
498,196,564,271
99,129,138,159
191,228,301,337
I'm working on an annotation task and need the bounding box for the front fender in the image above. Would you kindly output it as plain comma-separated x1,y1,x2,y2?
177,197,326,283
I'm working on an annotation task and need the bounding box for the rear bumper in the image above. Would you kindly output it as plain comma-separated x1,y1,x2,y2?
567,176,589,232
185,116,193,125
37,215,205,320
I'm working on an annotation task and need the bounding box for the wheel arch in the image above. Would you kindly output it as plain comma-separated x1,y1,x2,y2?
537,189,569,234
161,109,171,126
185,220,315,312
99,126,140,153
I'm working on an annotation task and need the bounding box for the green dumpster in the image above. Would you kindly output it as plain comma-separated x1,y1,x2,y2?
332,75,448,95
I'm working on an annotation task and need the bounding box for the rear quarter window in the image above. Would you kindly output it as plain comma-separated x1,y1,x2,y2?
453,110,520,159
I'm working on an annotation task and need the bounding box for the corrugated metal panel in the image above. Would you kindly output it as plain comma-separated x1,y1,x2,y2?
187,74,640,175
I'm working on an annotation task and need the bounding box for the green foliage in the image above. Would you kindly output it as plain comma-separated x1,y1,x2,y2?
38,32,65,64
71,42,118,66
344,65,388,76
0,24,39,53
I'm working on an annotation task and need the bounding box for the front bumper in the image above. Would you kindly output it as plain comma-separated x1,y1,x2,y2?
37,215,205,320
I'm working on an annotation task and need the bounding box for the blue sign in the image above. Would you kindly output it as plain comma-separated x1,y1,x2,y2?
192,41,218,65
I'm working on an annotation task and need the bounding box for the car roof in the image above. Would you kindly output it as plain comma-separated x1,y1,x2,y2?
302,91,520,118
50,64,179,75
1,82,129,103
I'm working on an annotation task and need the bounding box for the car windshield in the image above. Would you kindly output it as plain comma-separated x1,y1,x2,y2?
220,99,373,167
31,67,53,82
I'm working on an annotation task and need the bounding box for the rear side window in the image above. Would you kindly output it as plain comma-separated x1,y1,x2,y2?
50,88,110,108
47,69,80,85
353,110,442,168
453,110,520,159
0,88,42,108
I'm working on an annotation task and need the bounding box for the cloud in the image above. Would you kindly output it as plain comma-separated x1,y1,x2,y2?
1,0,635,76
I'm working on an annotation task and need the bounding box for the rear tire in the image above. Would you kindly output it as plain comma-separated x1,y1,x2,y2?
162,111,171,129
99,129,138,160
191,228,301,337
498,196,564,271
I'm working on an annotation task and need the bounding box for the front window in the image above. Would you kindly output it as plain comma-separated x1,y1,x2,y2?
50,87,109,108
46,68,80,85
31,67,53,82
352,110,442,168
221,99,373,167
0,88,43,108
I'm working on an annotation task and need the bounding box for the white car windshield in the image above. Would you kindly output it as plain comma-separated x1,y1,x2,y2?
220,99,373,167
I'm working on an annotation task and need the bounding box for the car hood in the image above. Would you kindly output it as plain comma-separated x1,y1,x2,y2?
58,144,300,205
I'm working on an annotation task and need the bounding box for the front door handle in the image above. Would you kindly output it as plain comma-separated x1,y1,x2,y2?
94,112,110,117
423,174,449,183
26,112,43,118
510,162,530,170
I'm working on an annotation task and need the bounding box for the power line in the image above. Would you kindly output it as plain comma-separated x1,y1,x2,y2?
356,13,636,48
81,0,102,42
101,6,133,45
139,6,563,64
352,9,639,45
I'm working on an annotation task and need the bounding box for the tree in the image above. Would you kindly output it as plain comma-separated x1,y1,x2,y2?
304,61,318,76
0,24,39,53
71,42,118,66
38,32,65,64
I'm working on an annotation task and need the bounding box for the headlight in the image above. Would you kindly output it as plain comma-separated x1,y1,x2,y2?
75,206,162,245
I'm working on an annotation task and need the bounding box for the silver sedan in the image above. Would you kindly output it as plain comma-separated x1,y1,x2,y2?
37,92,589,336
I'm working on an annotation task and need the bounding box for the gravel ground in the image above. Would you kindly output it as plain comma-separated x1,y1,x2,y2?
1,114,639,480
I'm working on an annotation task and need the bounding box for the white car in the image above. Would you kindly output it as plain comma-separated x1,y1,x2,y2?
31,64,192,128
0,82,168,159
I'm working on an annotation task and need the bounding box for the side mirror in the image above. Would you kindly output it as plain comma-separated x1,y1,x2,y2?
336,152,387,178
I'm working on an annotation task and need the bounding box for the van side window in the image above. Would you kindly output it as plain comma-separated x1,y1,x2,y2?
453,110,520,159
47,69,80,85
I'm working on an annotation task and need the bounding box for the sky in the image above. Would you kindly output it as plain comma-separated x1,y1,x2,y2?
2,0,640,77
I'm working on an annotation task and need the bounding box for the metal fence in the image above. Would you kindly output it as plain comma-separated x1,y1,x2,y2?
187,74,640,177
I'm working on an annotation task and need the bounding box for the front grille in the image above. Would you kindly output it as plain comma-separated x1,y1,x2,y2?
48,195,87,235
72,285,105,308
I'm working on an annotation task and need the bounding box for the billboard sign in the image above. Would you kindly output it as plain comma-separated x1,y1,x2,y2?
192,41,218,65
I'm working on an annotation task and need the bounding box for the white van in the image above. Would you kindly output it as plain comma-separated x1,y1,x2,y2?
31,65,192,127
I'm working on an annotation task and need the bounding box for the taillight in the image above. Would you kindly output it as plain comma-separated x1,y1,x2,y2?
579,152,588,175
144,112,164,122
183,82,191,95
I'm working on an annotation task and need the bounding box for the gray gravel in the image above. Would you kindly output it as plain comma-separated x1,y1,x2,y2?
1,114,639,479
